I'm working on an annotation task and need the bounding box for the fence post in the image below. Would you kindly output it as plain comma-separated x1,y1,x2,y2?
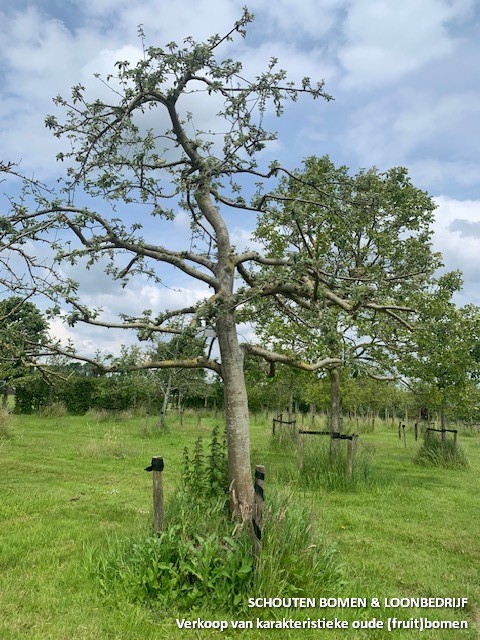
453,430,458,452
145,456,164,534
402,424,407,448
346,437,354,479
414,422,418,441
298,432,304,471
253,465,265,558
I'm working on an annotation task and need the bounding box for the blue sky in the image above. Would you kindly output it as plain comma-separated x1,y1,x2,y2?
1,0,479,354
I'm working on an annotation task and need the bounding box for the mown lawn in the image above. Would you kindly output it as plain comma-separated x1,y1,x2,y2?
1,411,479,639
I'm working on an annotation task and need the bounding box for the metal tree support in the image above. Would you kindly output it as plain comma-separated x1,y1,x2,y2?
253,465,265,558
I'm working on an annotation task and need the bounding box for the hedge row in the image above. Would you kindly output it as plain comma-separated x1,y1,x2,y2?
13,374,212,414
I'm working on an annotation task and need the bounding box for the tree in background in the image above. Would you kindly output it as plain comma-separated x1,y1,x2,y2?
251,155,446,433
148,333,209,427
401,273,480,429
0,296,48,405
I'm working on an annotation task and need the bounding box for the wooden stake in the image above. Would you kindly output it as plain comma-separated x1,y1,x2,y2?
298,432,304,471
145,456,164,534
346,438,353,479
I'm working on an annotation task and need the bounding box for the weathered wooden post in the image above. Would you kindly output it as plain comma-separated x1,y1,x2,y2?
453,429,458,452
398,421,402,439
346,437,354,479
144,456,164,534
414,422,418,441
402,424,407,448
298,432,304,471
253,465,265,558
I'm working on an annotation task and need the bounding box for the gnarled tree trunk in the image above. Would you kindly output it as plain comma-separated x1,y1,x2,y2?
216,310,254,520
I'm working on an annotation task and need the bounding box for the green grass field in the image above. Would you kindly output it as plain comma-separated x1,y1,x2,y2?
1,410,479,639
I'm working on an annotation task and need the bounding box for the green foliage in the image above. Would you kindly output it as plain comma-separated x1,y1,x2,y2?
401,283,480,422
0,297,48,387
254,492,343,599
182,425,229,504
415,433,469,469
97,491,342,616
97,499,254,614
252,156,443,382
14,374,51,413
95,424,342,615
14,368,217,415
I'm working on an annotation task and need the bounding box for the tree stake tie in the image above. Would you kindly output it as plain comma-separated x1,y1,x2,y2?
144,457,164,472
145,456,164,533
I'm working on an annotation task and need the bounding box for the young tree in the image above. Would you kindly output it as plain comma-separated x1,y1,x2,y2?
148,333,209,427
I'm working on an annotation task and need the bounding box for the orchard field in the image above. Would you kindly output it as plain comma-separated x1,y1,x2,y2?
1,409,479,640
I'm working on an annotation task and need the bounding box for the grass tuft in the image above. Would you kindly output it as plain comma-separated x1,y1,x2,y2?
80,427,131,459
297,436,380,491
415,433,469,468
93,427,343,617
38,402,68,417
0,406,12,439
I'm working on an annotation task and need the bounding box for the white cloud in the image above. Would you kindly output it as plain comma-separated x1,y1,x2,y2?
432,197,480,298
338,0,473,89
250,0,346,40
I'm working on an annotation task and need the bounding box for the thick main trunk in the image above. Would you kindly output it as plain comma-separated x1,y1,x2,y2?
329,367,342,434
216,311,254,520
329,367,341,458
194,185,253,519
